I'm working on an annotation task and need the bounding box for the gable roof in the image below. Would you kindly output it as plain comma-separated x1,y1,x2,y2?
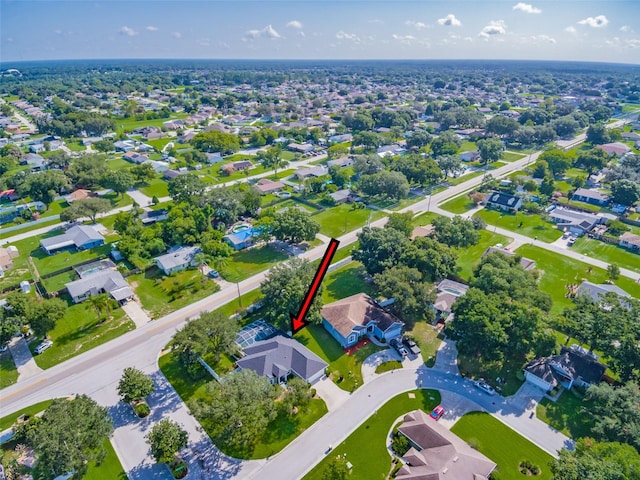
396,410,496,480
576,281,630,303
236,335,327,382
525,345,606,388
40,225,104,252
254,178,284,194
620,232,640,248
155,246,201,271
573,188,609,203
65,269,133,302
486,191,520,208
321,293,403,338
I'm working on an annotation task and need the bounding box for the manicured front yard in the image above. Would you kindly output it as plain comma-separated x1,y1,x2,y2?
409,322,442,367
31,242,114,276
219,245,289,283
536,390,592,440
502,151,526,162
572,236,640,274
475,208,563,243
313,204,384,238
451,412,553,480
159,351,327,460
321,262,373,304
137,177,170,198
440,194,477,214
303,389,441,480
0,351,18,389
129,266,221,319
375,360,402,373
294,324,381,392
454,229,510,280
0,400,54,431
515,244,640,315
32,298,135,369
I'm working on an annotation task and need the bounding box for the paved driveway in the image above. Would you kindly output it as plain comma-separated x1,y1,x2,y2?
8,337,42,380
122,300,152,328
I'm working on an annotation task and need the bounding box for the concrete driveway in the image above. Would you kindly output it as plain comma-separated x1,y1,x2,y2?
8,337,42,380
122,301,152,328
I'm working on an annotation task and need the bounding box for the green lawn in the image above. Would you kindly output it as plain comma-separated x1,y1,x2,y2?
408,322,442,367
515,245,640,315
451,412,553,480
159,351,327,460
572,236,640,274
145,137,173,151
0,217,61,240
0,351,18,389
536,390,592,440
84,438,127,480
502,151,526,162
0,400,54,431
314,204,384,238
455,229,510,280
448,169,484,186
375,360,402,373
458,141,476,152
137,177,170,198
475,208,562,243
322,262,373,304
294,324,381,392
129,266,221,319
32,299,136,369
440,194,477,214
107,157,133,171
31,242,114,276
41,269,79,293
219,245,289,283
303,389,441,480
410,211,441,228
116,113,188,133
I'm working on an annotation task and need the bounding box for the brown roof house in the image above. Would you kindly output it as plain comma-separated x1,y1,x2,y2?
396,410,497,480
620,232,640,253
0,245,19,277
321,293,404,348
253,178,284,195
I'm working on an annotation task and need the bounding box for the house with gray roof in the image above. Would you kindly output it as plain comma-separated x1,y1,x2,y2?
620,232,640,252
548,206,606,236
154,246,201,275
65,269,134,305
40,225,105,255
236,335,327,385
294,165,328,180
572,188,610,206
485,191,522,212
576,280,631,304
326,157,353,168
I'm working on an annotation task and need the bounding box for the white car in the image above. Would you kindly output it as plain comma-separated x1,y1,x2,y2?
473,379,496,395
35,340,53,355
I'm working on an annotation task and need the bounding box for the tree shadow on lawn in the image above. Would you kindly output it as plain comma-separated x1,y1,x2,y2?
294,324,344,363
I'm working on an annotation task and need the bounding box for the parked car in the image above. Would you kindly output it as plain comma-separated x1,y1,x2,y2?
389,338,407,357
567,236,576,246
207,270,220,278
430,405,445,421
402,336,421,356
35,340,53,355
473,379,496,395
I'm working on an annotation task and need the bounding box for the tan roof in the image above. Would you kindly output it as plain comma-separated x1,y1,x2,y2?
254,178,284,194
621,232,640,248
411,225,435,240
321,293,403,338
396,410,496,480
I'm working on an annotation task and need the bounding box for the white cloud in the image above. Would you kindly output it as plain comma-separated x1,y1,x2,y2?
244,25,282,41
336,31,360,43
437,14,461,27
627,39,640,48
529,34,556,44
513,3,541,14
286,20,303,29
479,20,507,39
620,25,633,33
145,26,159,32
391,34,416,45
119,26,138,37
406,20,427,29
565,26,577,34
171,31,182,39
578,15,608,28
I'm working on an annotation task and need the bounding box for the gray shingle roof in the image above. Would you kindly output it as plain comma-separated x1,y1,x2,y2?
155,246,201,272
66,269,133,302
40,225,104,252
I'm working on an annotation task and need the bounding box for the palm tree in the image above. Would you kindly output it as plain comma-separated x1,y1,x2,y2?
89,293,109,321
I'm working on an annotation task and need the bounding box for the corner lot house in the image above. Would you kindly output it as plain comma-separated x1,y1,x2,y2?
548,207,606,236
154,246,201,275
396,410,497,480
524,345,606,392
485,191,522,212
321,293,404,348
571,188,610,206
40,225,105,255
619,232,640,253
236,335,327,385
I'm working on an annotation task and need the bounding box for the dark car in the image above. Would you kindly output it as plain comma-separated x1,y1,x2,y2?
402,336,421,356
207,270,220,278
390,338,408,357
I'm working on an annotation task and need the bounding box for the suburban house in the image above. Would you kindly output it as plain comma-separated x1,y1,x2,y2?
459,150,480,162
287,142,314,154
321,293,404,348
154,246,201,275
326,157,353,168
220,160,252,175
21,153,47,171
482,246,536,271
143,159,170,173
253,178,284,195
576,280,631,304
236,335,328,385
294,165,328,180
328,133,353,143
140,209,169,225
66,267,134,305
571,188,610,206
0,201,45,225
619,232,640,253
114,140,136,152
485,191,522,212
122,152,149,164
432,279,469,323
329,189,358,204
396,410,497,480
204,152,223,164
597,142,631,157
377,144,405,158
40,225,105,255
64,189,96,204
548,207,606,236
0,189,19,201
0,246,19,277
223,228,258,250
524,345,606,392
163,169,186,181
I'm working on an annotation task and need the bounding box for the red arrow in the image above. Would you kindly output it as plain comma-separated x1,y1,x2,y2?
291,238,340,334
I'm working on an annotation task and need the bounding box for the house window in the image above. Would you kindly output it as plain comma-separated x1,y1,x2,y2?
367,325,374,333
348,334,356,344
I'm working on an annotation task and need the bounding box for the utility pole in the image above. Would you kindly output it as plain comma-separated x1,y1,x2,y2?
236,282,242,307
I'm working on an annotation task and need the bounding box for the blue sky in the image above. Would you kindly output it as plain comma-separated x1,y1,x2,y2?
1,0,639,63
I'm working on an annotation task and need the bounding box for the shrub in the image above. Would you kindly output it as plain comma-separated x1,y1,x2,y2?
519,459,541,475
391,433,410,456
134,402,150,418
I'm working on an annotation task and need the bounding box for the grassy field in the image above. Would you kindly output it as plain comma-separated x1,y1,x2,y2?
502,151,526,162
454,229,510,280
84,438,127,479
475,208,562,243
451,412,554,480
375,360,402,373
0,351,18,389
31,243,114,276
219,245,289,283
294,324,381,392
572,236,640,273
129,266,220,319
0,217,62,240
440,194,477,214
314,204,384,238
116,113,188,133
158,351,327,460
321,262,373,304
408,322,442,367
536,390,592,440
137,177,170,198
515,245,640,315
32,299,135,369
448,169,484,186
303,389,441,480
